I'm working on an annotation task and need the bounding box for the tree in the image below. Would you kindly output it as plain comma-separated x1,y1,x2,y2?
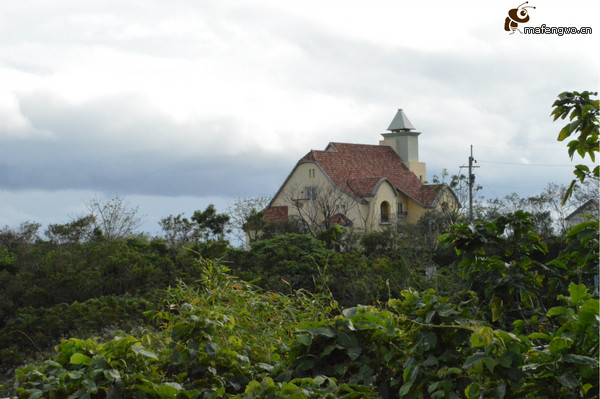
551,90,599,203
45,215,96,244
191,204,230,241
159,205,231,247
159,213,195,248
226,197,270,245
0,221,41,249
86,196,143,240
280,183,356,237
432,169,482,217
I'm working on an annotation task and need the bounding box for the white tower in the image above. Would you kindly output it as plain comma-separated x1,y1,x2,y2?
379,109,427,182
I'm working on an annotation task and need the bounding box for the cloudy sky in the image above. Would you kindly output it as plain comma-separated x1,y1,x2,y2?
1,0,598,235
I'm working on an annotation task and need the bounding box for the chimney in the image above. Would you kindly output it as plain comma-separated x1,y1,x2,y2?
379,109,427,182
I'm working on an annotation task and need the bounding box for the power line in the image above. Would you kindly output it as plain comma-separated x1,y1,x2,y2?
478,160,593,167
473,145,565,152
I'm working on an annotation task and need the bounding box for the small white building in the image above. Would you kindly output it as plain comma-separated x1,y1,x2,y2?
564,199,599,228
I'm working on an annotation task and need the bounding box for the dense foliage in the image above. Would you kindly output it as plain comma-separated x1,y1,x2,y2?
8,248,599,398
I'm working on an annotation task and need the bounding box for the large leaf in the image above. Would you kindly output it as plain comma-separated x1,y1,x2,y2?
131,344,158,360
70,353,92,366
568,283,587,304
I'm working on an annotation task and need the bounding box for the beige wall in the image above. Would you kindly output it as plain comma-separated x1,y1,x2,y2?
434,187,460,213
351,180,398,231
406,199,427,224
271,162,357,222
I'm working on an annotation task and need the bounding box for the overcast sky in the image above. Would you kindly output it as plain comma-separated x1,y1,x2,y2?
1,0,598,235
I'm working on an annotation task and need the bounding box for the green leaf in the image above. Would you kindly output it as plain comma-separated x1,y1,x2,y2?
436,304,456,317
484,357,495,373
464,382,481,399
296,333,312,347
471,326,493,348
498,354,512,368
578,299,599,327
423,331,437,349
568,283,587,304
103,369,121,382
305,327,336,338
557,372,578,389
528,332,550,340
564,354,598,366
548,336,573,355
491,298,504,322
547,306,566,317
398,382,413,397
558,125,571,141
427,382,440,393
464,352,487,370
68,370,84,379
155,383,180,398
27,389,43,399
423,355,439,367
70,353,92,366
131,344,158,360
409,366,421,383
337,331,359,349
281,382,301,393
425,310,435,324
347,346,362,361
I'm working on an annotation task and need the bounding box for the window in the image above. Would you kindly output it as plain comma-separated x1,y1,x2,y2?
308,169,315,178
306,186,317,200
380,201,390,223
397,202,406,217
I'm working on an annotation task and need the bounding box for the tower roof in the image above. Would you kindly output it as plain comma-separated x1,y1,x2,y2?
387,109,415,131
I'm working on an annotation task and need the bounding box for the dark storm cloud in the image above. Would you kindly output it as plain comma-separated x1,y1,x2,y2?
0,92,292,197
0,151,289,197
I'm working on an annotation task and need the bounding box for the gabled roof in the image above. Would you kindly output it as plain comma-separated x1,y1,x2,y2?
298,142,442,207
565,198,599,220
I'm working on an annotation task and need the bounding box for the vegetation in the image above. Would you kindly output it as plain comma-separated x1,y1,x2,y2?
0,91,598,398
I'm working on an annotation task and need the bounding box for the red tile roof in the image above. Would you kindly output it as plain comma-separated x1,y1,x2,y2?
325,213,353,226
263,206,288,222
299,142,443,207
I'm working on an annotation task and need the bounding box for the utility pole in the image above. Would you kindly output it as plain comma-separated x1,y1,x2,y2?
468,145,479,223
460,145,479,223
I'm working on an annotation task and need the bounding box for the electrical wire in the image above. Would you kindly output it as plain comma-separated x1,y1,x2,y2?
478,160,595,167
473,145,565,152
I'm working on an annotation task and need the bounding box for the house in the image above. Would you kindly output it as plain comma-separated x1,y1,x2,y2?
564,198,599,228
264,109,459,233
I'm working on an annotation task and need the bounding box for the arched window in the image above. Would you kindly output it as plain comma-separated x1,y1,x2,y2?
380,201,390,223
